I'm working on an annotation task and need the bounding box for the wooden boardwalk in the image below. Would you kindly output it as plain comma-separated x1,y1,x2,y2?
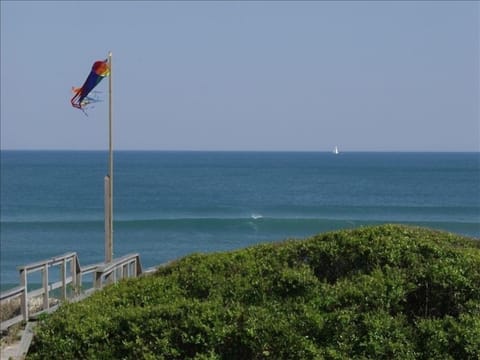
1,252,149,359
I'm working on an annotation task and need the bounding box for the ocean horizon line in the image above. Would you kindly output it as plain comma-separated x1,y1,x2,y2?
1,149,479,154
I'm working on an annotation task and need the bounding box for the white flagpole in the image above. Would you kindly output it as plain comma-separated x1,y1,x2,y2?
105,51,113,263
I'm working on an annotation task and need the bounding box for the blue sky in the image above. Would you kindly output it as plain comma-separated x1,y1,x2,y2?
1,1,478,151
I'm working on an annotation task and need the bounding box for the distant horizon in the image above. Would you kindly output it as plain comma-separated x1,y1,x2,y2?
1,148,479,153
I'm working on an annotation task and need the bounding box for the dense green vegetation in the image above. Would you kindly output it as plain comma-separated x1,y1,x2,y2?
29,225,480,359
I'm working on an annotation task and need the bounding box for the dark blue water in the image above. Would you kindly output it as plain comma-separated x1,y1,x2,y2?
1,151,479,287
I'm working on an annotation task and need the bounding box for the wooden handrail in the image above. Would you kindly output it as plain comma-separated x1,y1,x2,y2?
94,254,142,289
0,286,24,301
1,252,143,331
17,252,77,273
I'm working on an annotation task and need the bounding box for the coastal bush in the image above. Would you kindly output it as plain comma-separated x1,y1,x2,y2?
28,224,480,359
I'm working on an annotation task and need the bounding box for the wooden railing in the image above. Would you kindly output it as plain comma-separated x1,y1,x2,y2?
0,252,143,332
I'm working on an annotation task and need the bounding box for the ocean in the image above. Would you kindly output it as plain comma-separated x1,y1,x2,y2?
1,151,479,288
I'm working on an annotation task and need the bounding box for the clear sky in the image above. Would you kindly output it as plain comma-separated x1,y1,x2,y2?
1,1,478,151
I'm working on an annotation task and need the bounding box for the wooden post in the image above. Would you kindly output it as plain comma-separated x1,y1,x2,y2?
61,258,67,300
104,175,112,263
95,271,102,289
42,265,49,310
20,269,28,321
75,256,82,293
71,255,77,295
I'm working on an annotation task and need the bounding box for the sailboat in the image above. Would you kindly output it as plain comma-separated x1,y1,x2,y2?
333,145,339,155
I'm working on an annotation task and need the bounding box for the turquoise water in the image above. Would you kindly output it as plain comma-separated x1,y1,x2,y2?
1,151,479,287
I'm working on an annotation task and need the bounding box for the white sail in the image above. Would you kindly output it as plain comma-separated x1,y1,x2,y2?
333,146,339,154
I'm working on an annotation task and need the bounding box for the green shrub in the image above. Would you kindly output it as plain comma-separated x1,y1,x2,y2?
28,225,480,359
